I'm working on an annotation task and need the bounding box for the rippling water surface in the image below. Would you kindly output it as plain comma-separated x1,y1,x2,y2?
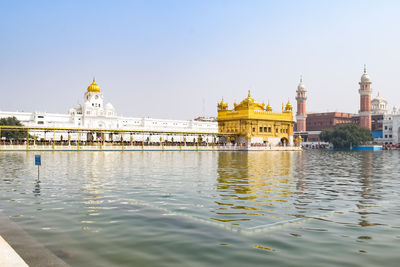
1,151,400,266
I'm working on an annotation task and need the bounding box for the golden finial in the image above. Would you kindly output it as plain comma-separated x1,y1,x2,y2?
248,90,251,98
364,64,366,74
93,77,95,83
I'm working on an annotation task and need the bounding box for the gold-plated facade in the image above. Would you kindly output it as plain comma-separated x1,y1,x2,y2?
217,91,294,145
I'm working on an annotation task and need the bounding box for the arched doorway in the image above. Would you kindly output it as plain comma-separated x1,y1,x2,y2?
280,137,288,146
229,136,236,144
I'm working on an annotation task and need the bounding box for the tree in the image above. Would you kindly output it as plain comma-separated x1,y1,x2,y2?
0,117,27,140
320,123,373,149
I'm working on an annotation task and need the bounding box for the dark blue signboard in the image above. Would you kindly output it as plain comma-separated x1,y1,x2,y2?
35,155,41,166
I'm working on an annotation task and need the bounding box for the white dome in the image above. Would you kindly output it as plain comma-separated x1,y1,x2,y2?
298,82,305,91
105,102,114,110
361,73,371,83
297,76,306,91
371,93,387,104
69,104,82,114
371,93,388,115
360,65,371,83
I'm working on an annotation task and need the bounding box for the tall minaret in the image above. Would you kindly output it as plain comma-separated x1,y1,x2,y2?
295,76,307,132
359,65,372,130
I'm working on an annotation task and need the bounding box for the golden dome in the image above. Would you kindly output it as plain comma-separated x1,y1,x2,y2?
87,78,101,93
266,103,272,112
285,101,293,111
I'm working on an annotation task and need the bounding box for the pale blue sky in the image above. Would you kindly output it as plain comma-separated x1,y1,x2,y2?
1,0,400,119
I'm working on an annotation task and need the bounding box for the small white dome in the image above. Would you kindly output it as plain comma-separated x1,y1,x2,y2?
297,76,306,91
105,102,114,110
69,104,82,114
371,93,387,104
298,82,305,91
371,92,388,115
361,73,371,83
360,65,371,83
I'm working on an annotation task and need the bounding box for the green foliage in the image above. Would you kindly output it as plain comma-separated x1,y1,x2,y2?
0,117,27,139
320,123,373,148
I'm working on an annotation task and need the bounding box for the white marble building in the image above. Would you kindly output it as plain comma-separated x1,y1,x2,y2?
381,107,400,144
0,79,218,142
371,92,388,115
368,92,400,145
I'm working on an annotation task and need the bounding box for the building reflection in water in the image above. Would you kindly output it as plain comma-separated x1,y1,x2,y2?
291,151,310,216
77,153,108,232
357,151,375,227
294,151,307,192
215,151,295,225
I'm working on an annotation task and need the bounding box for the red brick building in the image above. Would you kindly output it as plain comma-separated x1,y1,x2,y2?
306,112,355,131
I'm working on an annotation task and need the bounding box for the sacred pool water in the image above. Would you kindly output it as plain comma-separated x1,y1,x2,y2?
0,151,399,266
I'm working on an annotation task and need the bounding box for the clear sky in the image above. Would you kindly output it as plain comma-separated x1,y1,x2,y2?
1,0,400,119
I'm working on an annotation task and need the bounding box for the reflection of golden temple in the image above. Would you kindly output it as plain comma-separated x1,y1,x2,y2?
216,152,294,213
217,91,294,146
295,136,303,146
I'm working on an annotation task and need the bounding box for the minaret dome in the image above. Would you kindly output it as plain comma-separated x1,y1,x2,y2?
360,65,371,83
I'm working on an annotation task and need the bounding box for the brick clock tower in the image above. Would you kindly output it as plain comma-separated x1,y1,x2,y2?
296,76,307,132
359,65,372,130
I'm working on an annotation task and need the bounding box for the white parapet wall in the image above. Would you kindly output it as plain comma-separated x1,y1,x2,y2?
0,236,28,267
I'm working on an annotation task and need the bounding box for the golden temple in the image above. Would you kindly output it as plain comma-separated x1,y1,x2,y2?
217,90,294,146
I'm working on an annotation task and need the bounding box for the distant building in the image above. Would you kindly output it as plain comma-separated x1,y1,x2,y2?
295,77,307,132
380,107,400,144
295,112,354,143
306,112,354,132
368,92,388,139
352,92,388,140
371,92,388,115
194,116,217,122
0,79,218,141
294,66,395,144
217,91,294,146
358,65,372,129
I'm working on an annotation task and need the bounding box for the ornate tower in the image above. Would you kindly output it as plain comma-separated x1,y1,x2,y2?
359,65,372,129
83,78,105,117
295,76,307,132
